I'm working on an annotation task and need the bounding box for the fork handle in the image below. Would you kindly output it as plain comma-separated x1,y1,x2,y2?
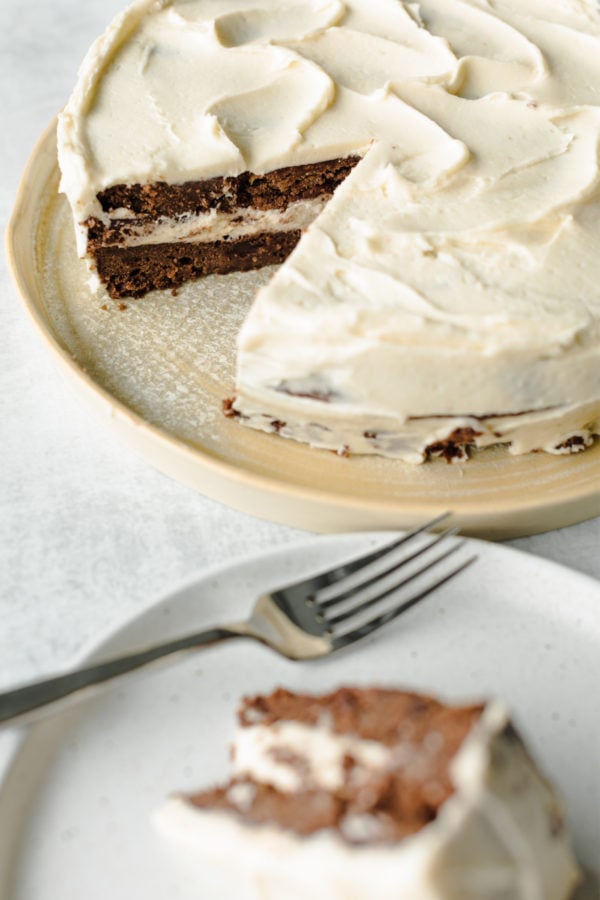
0,625,243,729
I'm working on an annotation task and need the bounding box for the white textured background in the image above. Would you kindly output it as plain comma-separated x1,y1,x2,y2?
1,0,599,694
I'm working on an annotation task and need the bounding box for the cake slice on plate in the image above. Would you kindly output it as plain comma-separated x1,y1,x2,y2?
155,686,580,899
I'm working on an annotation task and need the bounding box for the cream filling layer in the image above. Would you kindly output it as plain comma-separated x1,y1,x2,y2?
105,197,326,247
232,721,391,793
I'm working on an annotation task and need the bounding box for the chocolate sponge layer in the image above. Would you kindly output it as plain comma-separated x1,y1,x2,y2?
94,230,301,299
95,156,360,220
88,156,361,298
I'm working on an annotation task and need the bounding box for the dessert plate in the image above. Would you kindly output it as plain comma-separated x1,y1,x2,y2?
0,535,598,897
6,122,600,538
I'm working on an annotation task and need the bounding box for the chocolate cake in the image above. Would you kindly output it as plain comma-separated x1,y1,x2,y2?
57,0,600,462
155,686,580,899
85,157,359,298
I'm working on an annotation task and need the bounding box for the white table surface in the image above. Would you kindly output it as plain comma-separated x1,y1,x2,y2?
1,0,599,695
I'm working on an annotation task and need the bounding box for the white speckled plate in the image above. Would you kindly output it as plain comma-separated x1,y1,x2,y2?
0,535,598,897
6,122,600,538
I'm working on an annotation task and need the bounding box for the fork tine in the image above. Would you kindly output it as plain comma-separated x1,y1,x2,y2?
330,554,478,650
323,539,466,627
317,525,459,610
302,512,452,597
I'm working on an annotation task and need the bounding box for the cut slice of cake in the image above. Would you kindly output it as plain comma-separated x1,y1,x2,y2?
155,687,580,899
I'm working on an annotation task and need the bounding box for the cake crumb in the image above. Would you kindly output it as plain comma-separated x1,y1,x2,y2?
222,397,240,418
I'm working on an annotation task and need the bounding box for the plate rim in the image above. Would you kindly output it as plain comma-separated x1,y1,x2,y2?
6,120,600,537
41,530,600,666
0,532,599,897
1,530,599,771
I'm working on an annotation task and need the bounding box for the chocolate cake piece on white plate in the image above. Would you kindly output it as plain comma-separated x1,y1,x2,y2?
154,686,580,899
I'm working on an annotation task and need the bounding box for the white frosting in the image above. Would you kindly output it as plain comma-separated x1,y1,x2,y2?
234,138,600,451
58,0,600,459
231,0,600,457
233,720,391,792
231,397,600,462
106,197,326,246
154,701,580,899
57,0,459,246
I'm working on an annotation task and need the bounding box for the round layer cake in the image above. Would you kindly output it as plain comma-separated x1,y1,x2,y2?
58,0,600,462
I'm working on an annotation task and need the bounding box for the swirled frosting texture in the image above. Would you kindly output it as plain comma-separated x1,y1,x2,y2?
232,0,600,440
57,0,459,223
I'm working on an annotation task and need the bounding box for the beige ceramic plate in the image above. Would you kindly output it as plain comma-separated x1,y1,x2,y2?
6,121,600,538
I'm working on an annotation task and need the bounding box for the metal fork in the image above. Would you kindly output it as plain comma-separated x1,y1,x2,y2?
0,513,476,728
